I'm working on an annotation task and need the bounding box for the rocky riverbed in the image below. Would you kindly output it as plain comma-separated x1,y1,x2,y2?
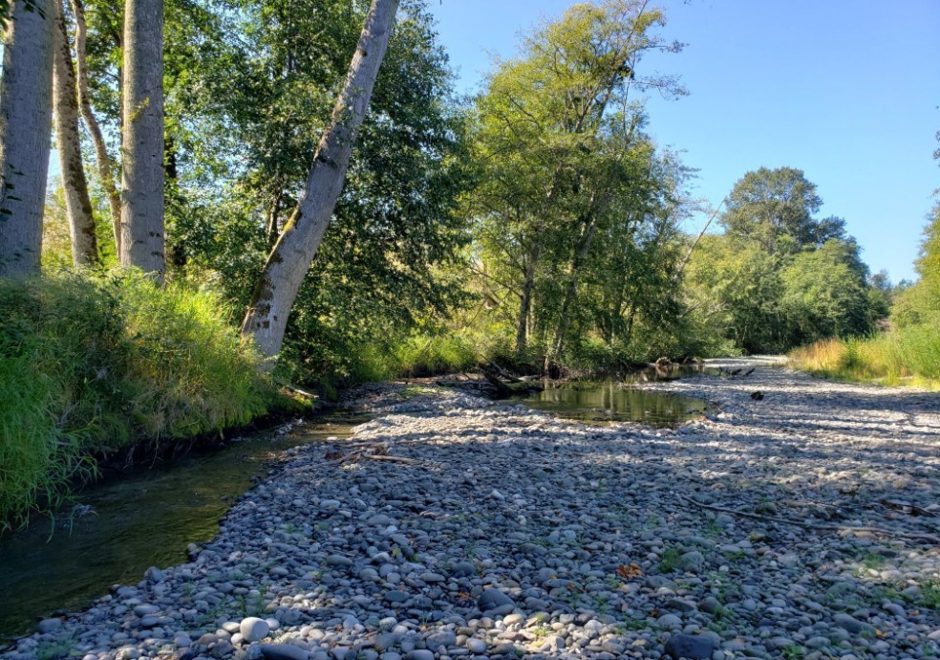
5,359,940,660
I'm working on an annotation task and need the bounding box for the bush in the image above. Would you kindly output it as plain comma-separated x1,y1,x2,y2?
0,271,276,530
394,333,478,377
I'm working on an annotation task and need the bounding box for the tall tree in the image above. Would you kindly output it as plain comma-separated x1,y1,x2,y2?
241,0,399,361
721,167,845,254
53,0,99,266
71,0,121,252
0,0,55,278
471,0,683,359
120,0,164,280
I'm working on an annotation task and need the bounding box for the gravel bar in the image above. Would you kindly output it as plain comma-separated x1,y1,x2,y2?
6,358,940,660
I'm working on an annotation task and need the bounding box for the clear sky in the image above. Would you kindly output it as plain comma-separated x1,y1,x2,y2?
428,0,940,283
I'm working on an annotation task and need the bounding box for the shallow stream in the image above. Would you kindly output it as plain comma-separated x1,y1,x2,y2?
0,415,364,641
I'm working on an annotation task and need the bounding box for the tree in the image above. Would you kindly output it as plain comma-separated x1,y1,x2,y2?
684,235,789,353
0,0,55,278
70,0,121,252
781,238,873,342
240,0,400,362
120,0,164,280
52,0,99,266
721,167,844,254
471,0,683,361
892,204,940,328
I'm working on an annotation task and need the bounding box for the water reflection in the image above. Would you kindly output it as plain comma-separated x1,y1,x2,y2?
520,380,707,427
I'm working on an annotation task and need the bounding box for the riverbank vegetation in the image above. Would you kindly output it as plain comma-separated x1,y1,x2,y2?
0,272,278,529
790,205,940,388
0,0,935,525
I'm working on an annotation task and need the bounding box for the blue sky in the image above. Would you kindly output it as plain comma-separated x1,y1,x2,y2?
428,0,940,283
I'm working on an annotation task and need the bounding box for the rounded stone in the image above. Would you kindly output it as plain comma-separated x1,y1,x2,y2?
240,617,270,642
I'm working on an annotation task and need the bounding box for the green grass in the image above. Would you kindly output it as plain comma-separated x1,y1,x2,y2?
0,271,278,531
393,333,478,377
790,323,940,389
657,546,682,573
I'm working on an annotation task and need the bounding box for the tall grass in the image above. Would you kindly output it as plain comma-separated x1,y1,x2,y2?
790,324,940,388
0,272,277,530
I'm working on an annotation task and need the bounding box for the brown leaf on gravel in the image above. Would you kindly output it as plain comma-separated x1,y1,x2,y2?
616,563,643,579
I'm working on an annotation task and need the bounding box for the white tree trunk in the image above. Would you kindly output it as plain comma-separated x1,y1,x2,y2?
0,0,55,278
53,0,98,267
71,0,122,254
241,0,399,362
119,0,164,281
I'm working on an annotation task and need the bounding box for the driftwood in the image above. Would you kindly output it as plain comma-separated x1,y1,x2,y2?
481,363,542,398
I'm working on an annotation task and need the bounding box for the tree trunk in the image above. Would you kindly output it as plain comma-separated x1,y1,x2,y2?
53,0,99,267
241,0,399,361
546,213,601,366
0,0,54,278
514,245,539,355
71,0,122,254
120,0,164,281
265,186,283,249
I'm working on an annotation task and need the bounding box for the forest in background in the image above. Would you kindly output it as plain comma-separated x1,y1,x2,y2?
1,0,938,526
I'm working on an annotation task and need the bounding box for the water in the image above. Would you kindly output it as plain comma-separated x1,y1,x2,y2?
0,414,365,641
518,372,709,426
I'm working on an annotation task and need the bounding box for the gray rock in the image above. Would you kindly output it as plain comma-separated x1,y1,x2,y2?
137,615,159,628
425,630,456,651
665,633,717,660
373,632,399,651
326,554,352,567
678,550,704,573
657,614,683,629
833,613,869,634
883,602,905,617
478,588,514,612
405,652,434,660
420,571,445,583
450,561,475,577
240,617,270,642
466,638,487,653
699,597,721,614
260,644,310,660
36,619,62,634
133,605,159,617
666,598,697,612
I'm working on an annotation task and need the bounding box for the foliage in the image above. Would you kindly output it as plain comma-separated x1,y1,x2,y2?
790,330,940,388
781,239,876,344
0,271,277,529
468,0,689,367
892,204,940,329
151,0,473,387
720,167,845,254
790,205,940,387
685,169,885,354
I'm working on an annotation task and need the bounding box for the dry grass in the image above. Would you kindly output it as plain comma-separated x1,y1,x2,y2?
790,328,940,390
